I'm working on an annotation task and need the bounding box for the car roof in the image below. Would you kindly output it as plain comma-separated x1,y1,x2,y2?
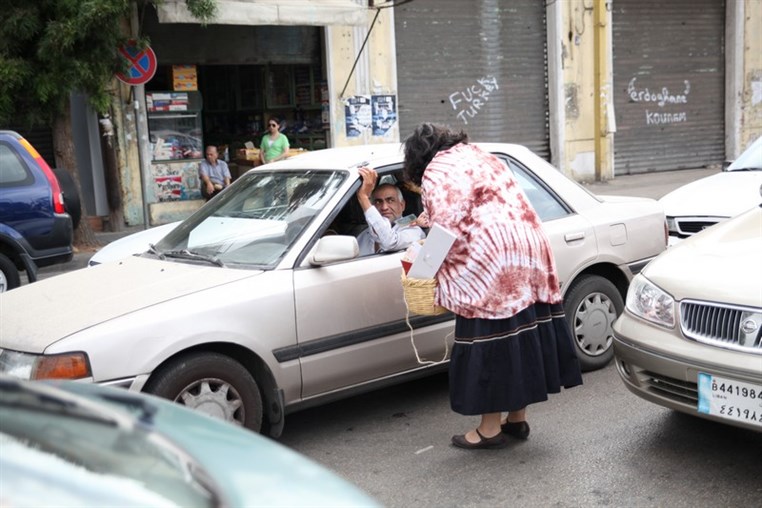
261,141,536,173
0,130,22,140
264,143,405,171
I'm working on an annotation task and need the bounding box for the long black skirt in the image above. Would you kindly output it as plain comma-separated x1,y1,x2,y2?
449,302,583,415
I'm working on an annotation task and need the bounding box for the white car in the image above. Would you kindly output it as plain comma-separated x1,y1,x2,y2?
660,135,762,245
613,204,762,432
0,143,665,436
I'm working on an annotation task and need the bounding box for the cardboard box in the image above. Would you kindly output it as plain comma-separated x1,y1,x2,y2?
236,148,260,161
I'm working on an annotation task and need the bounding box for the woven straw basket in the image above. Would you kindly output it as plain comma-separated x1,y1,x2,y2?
400,273,447,316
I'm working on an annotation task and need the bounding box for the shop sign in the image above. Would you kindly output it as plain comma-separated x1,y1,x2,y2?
116,40,157,86
173,65,198,91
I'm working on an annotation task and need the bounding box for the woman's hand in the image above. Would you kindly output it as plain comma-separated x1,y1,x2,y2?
412,210,430,228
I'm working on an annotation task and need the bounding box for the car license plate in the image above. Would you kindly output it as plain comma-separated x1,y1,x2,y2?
697,373,762,428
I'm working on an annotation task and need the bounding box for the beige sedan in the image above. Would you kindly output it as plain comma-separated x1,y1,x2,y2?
0,143,665,436
613,205,762,432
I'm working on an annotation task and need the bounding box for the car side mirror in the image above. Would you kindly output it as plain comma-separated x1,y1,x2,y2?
308,235,359,265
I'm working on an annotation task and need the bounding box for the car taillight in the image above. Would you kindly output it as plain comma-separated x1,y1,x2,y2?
18,137,66,214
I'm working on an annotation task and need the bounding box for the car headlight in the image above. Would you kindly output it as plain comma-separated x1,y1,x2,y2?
0,349,92,380
625,274,676,328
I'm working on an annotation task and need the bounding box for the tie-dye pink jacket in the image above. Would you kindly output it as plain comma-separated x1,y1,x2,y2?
421,143,563,319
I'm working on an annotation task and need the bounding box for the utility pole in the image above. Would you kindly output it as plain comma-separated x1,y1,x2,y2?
593,0,613,181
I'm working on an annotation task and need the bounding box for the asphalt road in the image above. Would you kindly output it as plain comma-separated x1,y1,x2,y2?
279,364,761,507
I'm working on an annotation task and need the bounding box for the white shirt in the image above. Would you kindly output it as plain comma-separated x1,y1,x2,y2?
356,207,425,255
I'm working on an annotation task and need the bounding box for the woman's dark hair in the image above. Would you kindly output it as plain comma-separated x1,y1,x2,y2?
402,123,468,185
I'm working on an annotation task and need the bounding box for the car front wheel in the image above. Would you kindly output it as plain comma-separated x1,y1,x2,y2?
0,253,21,293
563,274,624,372
144,352,263,432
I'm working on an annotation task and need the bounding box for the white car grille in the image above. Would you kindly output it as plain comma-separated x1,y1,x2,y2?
673,218,719,236
681,300,762,354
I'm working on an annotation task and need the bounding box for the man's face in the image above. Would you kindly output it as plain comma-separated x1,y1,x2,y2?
372,185,405,221
205,147,218,165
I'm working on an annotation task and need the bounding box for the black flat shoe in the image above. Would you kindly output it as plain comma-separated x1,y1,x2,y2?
501,421,530,440
451,429,508,449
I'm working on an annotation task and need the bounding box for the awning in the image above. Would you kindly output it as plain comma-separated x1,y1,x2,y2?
157,0,370,26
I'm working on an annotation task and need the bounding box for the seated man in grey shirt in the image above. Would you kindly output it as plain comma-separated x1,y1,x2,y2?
355,167,425,255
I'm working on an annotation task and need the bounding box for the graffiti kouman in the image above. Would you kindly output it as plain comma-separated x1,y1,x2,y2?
627,77,690,126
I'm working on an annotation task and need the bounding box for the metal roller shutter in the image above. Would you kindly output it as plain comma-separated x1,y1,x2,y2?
612,0,725,174
394,0,550,160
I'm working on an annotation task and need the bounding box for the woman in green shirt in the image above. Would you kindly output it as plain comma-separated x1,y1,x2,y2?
259,116,290,164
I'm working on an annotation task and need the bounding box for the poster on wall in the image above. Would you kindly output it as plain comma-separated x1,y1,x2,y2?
155,176,184,201
152,162,202,201
371,95,397,136
344,95,371,138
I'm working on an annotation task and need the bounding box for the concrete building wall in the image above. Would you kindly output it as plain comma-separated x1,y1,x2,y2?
740,0,762,150
556,1,611,182
325,7,398,147
113,79,147,226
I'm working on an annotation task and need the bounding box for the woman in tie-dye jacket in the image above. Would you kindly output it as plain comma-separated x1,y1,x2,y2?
403,123,583,450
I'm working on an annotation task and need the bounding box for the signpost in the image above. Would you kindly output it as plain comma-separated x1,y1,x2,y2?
115,40,157,86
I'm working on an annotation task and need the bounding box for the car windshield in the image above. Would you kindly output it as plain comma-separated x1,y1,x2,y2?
154,170,347,268
727,136,762,171
0,379,219,507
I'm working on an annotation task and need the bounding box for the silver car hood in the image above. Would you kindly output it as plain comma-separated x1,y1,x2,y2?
1,256,262,353
642,206,762,307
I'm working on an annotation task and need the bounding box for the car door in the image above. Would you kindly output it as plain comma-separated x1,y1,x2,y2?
292,175,452,399
500,157,598,292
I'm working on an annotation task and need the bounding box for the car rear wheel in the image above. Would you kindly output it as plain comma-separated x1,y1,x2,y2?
145,352,263,432
563,274,624,372
0,253,21,293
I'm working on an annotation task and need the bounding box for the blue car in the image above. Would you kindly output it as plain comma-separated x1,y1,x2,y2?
0,130,74,291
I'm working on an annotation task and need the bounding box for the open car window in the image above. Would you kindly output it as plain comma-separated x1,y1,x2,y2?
319,166,425,256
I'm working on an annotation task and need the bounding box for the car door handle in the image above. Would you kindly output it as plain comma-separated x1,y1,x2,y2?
565,232,585,242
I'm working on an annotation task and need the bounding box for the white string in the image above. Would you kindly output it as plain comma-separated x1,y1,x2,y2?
403,289,451,366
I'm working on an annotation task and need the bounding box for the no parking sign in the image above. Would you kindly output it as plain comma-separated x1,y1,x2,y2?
116,40,157,86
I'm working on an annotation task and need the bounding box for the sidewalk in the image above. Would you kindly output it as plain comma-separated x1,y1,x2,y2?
581,167,717,200
36,166,719,279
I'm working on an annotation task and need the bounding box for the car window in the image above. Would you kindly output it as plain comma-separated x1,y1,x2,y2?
0,143,33,187
155,170,346,268
501,158,571,222
323,166,425,257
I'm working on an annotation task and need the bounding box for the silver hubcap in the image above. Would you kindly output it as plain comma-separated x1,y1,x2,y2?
572,291,617,357
175,378,245,425
0,271,7,293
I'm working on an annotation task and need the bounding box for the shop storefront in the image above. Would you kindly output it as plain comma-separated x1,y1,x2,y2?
141,9,329,215
394,0,550,160
612,0,726,174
